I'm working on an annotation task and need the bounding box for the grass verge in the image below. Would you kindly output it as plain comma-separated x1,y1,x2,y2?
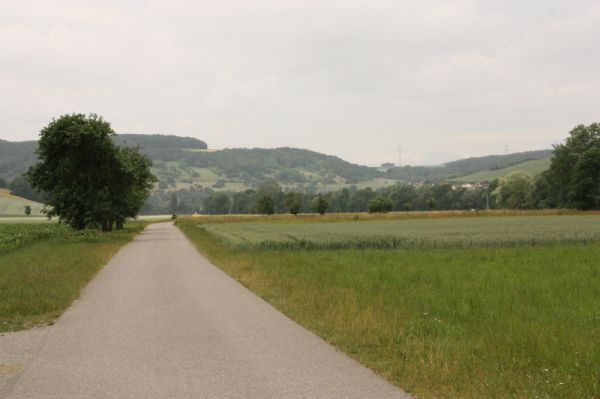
177,219,600,399
0,222,146,332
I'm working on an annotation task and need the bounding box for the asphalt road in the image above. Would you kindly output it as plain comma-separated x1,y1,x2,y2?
3,222,409,398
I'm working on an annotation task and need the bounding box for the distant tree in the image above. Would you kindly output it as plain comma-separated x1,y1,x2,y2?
0,177,7,188
255,180,281,214
169,192,178,214
368,196,393,213
284,192,303,215
547,123,600,209
204,192,231,214
28,114,155,230
494,172,534,209
311,194,329,215
231,190,256,214
24,205,31,216
256,195,275,215
402,202,414,212
569,147,600,209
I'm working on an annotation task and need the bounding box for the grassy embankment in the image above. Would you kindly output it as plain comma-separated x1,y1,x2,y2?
0,222,146,332
177,213,600,399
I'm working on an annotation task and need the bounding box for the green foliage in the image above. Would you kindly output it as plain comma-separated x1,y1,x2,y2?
0,223,72,254
204,192,231,214
368,196,393,213
28,114,156,230
493,172,534,209
284,192,303,215
200,215,600,250
547,123,600,209
256,195,275,215
24,205,31,216
311,194,329,215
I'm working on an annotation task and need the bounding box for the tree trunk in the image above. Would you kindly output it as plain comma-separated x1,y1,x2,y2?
116,219,124,230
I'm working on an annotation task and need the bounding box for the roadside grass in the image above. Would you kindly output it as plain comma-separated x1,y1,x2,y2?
178,219,600,399
0,222,146,332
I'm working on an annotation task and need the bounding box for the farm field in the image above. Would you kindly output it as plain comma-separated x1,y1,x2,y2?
0,222,145,331
201,215,600,250
177,214,600,398
0,188,44,216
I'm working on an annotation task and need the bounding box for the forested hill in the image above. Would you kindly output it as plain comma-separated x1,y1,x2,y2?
0,134,552,188
0,139,38,181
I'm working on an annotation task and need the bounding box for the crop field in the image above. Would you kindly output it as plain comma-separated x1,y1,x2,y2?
201,215,600,250
178,214,600,398
0,188,45,216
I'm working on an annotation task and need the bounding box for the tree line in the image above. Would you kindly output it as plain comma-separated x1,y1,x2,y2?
198,123,599,214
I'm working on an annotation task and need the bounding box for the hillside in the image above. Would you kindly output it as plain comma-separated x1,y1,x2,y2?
0,188,44,216
452,157,552,183
0,140,38,181
0,134,553,192
383,149,553,182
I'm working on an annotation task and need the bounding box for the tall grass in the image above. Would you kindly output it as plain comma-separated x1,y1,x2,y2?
178,218,600,398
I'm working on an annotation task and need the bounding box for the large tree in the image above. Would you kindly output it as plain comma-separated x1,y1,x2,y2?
547,123,600,209
28,114,156,230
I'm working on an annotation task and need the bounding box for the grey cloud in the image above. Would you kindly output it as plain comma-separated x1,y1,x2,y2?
1,0,599,165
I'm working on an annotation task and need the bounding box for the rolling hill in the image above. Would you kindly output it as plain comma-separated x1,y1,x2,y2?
451,157,552,183
0,188,44,216
0,134,553,193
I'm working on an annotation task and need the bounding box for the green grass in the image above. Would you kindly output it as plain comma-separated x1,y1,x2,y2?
201,215,600,250
452,157,551,183
0,223,72,254
0,222,145,331
178,217,600,398
0,188,45,216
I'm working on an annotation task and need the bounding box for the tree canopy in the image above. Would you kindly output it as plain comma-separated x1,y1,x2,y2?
28,114,156,230
547,123,600,210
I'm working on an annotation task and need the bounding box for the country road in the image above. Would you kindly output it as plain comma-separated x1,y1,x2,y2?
1,222,409,398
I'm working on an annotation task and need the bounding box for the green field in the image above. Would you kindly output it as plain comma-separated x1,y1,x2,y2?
201,215,600,250
0,222,145,331
178,214,600,398
452,157,551,183
0,188,45,216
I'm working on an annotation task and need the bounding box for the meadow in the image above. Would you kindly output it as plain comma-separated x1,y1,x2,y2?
0,222,145,331
177,213,600,399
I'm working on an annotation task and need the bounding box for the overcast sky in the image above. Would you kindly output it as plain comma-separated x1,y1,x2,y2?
1,1,599,165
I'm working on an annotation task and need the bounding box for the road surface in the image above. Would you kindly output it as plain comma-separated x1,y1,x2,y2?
2,222,409,398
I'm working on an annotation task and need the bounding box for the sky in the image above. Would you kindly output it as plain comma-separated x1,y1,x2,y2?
1,0,599,166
